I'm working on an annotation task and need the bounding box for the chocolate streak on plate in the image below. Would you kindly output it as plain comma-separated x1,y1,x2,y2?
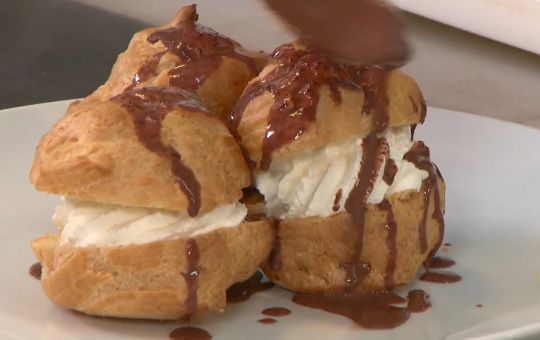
378,199,397,289
226,271,274,304
257,318,277,325
29,262,42,280
262,307,292,317
293,290,409,329
127,5,260,92
169,326,212,340
342,66,390,291
427,256,455,269
183,239,200,316
228,44,359,170
113,87,202,217
407,289,431,313
420,270,461,284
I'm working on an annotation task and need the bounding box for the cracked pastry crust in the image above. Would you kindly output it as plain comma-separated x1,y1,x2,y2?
32,220,274,319
263,176,445,292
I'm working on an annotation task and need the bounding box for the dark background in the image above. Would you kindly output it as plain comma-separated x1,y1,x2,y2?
0,0,146,109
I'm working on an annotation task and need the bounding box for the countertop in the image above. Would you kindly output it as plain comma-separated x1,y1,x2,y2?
3,0,540,129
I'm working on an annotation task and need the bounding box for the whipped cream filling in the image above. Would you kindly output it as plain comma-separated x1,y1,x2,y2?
54,198,247,247
256,126,429,219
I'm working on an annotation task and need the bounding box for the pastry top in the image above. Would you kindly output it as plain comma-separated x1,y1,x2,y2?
87,4,266,118
229,42,425,171
30,87,250,215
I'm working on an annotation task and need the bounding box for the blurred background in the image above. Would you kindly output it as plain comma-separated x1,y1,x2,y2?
2,0,540,127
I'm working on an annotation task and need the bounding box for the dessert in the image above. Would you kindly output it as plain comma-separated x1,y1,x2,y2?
229,41,445,293
29,6,273,319
84,4,265,120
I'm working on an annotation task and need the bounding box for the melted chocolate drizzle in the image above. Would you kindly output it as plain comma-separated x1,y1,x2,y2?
427,256,455,269
407,289,431,313
379,199,397,289
127,5,259,93
333,189,343,212
262,307,292,317
226,272,274,304
228,44,360,170
29,262,42,280
383,158,398,185
113,87,202,217
420,270,461,284
403,141,444,256
341,66,391,291
169,326,212,340
292,288,431,329
257,318,277,324
183,239,200,316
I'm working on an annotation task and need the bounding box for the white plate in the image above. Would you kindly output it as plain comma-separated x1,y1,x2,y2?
391,0,540,55
2,101,540,340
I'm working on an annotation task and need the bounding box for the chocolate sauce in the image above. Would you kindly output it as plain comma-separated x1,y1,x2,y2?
113,87,202,217
420,270,461,284
444,242,452,247
403,141,444,258
226,272,274,304
257,318,277,324
183,239,200,315
268,219,282,271
127,5,259,94
476,304,483,308
29,262,42,280
383,158,398,185
293,291,410,329
407,290,431,313
427,256,455,269
228,44,360,170
341,66,392,291
333,189,343,212
169,326,212,340
379,199,397,289
262,307,291,317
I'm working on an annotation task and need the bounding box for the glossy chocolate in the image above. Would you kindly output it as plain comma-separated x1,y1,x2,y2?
407,289,431,313
427,256,456,269
257,318,277,324
379,199,397,289
226,271,274,304
420,270,461,284
262,307,291,317
169,326,212,340
113,87,202,217
183,239,200,316
29,262,42,280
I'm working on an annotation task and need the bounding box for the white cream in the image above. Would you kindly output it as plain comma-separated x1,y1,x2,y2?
256,126,429,219
55,198,247,247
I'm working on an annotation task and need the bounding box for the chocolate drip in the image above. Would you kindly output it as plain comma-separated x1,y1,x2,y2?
341,66,391,291
383,158,397,185
268,219,282,271
293,291,409,329
420,270,461,283
262,307,291,317
407,289,431,313
427,256,455,269
404,141,444,257
29,262,42,280
226,272,274,304
379,199,397,289
332,189,343,212
183,239,200,316
127,5,259,93
169,326,212,340
257,318,277,324
113,87,202,216
228,44,361,170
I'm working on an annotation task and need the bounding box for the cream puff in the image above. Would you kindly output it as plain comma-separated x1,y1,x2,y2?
29,7,274,319
229,41,445,292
